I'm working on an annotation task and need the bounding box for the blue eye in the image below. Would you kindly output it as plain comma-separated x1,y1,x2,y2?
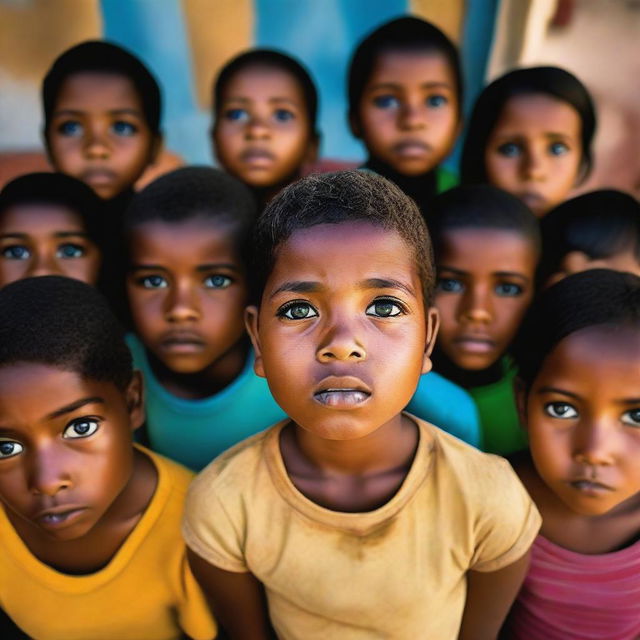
274,109,294,123
0,441,23,459
225,108,248,122
204,274,232,289
138,275,167,289
1,245,30,260
56,243,85,259
497,142,521,158
63,418,99,439
111,121,137,136
545,402,578,419
549,141,569,156
278,301,318,320
373,95,399,109
436,278,464,293
495,282,523,297
365,298,404,318
426,95,448,108
57,121,83,137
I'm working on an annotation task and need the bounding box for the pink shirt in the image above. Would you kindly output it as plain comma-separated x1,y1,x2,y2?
508,534,640,639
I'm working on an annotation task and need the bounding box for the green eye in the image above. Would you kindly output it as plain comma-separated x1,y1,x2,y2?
365,299,404,317
278,302,318,320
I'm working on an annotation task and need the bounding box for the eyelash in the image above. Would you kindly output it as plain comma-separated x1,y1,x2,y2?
275,297,408,321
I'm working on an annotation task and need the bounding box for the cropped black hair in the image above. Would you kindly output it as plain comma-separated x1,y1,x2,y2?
124,166,257,264
0,275,132,390
348,16,462,123
538,190,640,284
513,269,640,389
0,172,102,243
461,66,596,185
42,40,162,135
213,49,319,138
428,184,541,256
251,169,434,305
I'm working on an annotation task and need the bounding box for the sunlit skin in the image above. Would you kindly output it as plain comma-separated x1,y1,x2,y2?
46,72,160,200
516,326,640,554
435,228,537,372
246,222,438,512
213,65,317,195
352,50,460,176
0,204,100,287
126,218,248,400
484,93,582,217
0,363,157,573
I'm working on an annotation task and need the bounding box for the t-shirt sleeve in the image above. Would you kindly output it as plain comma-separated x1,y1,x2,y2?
182,469,250,574
176,554,218,640
469,456,541,573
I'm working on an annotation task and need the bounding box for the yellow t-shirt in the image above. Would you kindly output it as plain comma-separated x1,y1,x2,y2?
0,445,216,640
184,415,541,639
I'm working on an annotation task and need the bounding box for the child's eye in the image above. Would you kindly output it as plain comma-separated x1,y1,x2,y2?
203,274,232,289
138,275,168,289
426,94,448,108
621,409,640,427
56,243,86,259
277,301,318,320
111,121,138,136
495,282,523,297
0,440,23,459
373,95,399,110
365,298,405,318
544,402,578,419
274,109,295,123
57,121,83,137
1,245,31,260
549,141,569,156
224,108,249,122
497,142,521,158
63,418,100,439
436,278,464,293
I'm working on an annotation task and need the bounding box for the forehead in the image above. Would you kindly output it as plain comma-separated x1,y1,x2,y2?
0,204,85,233
438,228,537,274
219,64,307,104
493,93,581,135
129,218,241,264
267,221,419,290
367,49,455,87
54,72,143,111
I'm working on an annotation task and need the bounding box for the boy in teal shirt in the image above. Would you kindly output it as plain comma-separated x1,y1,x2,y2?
124,167,285,470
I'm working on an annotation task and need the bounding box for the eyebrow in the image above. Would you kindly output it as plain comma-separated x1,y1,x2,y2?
52,108,143,118
46,396,105,420
359,277,416,297
130,263,239,272
223,97,300,106
270,277,416,299
438,266,529,281
0,231,88,240
367,81,452,92
270,281,322,298
537,386,581,400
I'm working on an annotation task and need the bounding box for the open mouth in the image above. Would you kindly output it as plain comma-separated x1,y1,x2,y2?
313,376,372,408
36,507,87,528
569,479,613,494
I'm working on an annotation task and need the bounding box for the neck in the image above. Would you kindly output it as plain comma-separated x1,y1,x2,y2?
251,171,302,210
432,348,504,388
151,338,249,400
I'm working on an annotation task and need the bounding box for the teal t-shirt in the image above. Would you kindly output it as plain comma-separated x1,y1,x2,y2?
407,371,481,448
468,359,528,456
126,334,287,471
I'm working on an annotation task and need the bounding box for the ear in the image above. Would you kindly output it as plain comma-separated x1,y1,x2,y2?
561,250,590,276
513,376,528,431
126,370,145,432
420,307,440,375
245,305,265,378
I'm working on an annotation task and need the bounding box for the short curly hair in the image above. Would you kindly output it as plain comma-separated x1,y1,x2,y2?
251,169,435,305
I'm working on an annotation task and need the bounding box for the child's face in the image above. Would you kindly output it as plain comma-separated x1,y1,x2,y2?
0,363,142,541
213,65,316,189
545,249,640,288
127,218,248,375
0,204,100,287
246,221,438,441
46,72,159,200
525,325,640,516
435,228,536,371
353,50,459,176
484,93,582,217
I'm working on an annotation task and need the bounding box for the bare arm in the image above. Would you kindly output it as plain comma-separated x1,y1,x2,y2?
187,548,276,640
458,551,530,640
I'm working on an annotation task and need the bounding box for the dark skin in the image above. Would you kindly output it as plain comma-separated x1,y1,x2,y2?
189,222,532,638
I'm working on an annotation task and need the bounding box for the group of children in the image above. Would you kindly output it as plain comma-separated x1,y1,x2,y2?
0,14,639,640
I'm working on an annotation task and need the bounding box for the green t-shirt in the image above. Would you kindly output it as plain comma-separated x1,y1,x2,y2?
469,359,528,456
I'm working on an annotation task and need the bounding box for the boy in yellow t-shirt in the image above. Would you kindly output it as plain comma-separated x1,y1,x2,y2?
0,276,215,640
183,170,541,639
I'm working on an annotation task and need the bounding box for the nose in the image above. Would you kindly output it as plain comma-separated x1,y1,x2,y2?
459,285,492,325
28,251,62,278
522,146,547,182
245,114,270,140
398,99,426,131
29,446,73,496
84,122,111,159
164,281,201,323
316,315,366,363
572,420,615,467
